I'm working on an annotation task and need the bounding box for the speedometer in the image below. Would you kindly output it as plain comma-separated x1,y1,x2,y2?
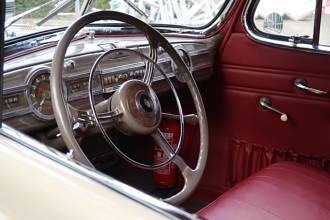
28,68,54,120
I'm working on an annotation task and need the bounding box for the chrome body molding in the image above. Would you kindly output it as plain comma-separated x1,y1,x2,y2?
0,123,202,220
3,36,219,131
242,0,330,54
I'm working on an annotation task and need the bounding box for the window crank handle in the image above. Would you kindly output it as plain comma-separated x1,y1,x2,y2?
259,97,288,122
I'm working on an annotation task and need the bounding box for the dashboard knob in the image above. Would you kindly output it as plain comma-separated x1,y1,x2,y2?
103,77,109,85
63,60,75,72
109,76,113,84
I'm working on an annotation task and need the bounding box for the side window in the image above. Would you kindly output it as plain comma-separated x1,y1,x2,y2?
254,0,316,38
247,0,330,52
320,0,330,46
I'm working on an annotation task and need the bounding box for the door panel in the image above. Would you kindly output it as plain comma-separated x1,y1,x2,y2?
193,0,330,200
225,88,330,156
215,17,330,186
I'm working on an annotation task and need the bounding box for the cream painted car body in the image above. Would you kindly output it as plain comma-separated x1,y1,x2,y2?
0,124,193,220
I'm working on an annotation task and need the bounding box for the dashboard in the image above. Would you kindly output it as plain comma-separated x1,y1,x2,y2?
3,34,219,132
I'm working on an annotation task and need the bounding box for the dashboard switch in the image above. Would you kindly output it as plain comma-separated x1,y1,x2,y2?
63,60,75,72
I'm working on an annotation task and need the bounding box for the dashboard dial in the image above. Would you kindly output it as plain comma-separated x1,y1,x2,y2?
29,70,54,120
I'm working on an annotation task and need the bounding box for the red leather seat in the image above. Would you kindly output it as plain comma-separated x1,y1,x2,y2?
198,162,330,220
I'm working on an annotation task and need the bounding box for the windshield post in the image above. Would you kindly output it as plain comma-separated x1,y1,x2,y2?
0,1,5,127
80,0,93,15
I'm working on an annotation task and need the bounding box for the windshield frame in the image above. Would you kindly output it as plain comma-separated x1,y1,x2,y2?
5,0,235,46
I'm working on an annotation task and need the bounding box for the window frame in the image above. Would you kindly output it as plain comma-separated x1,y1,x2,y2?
1,0,4,125
243,0,330,54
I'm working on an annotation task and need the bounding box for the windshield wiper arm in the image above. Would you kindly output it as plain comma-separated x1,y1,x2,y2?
36,0,74,26
122,0,149,20
4,0,53,29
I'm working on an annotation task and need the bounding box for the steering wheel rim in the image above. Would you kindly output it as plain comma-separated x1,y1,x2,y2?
50,11,208,204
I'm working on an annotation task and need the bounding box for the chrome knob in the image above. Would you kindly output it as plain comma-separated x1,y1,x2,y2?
259,97,288,122
63,60,75,72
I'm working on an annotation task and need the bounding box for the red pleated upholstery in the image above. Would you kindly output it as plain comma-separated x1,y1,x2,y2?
229,139,330,186
198,162,330,220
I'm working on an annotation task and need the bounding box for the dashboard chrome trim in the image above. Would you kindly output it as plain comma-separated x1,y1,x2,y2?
2,85,26,95
2,107,31,119
2,38,217,130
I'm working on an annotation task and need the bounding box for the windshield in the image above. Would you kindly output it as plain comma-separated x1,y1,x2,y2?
5,0,228,41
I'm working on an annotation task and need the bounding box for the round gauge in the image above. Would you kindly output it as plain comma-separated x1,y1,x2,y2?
28,68,54,120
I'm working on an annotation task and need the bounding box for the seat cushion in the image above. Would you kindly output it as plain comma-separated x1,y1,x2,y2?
198,162,330,220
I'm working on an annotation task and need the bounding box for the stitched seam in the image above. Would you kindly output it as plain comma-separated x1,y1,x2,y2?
247,178,330,211
229,198,286,220
269,165,330,189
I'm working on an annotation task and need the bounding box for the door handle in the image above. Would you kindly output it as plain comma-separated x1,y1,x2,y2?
259,97,288,122
294,78,327,95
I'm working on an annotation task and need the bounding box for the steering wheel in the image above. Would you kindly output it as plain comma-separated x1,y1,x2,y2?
50,11,208,204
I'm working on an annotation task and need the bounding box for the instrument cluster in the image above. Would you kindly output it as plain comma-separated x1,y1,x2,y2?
2,39,215,131
23,52,187,121
28,68,54,120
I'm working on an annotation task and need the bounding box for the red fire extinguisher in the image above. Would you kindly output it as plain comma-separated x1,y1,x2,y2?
153,118,180,188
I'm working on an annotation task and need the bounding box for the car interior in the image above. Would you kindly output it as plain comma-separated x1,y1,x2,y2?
2,0,330,219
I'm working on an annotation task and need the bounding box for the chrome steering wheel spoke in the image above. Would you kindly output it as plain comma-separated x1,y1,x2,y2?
151,128,192,173
69,103,122,127
151,128,176,158
143,46,158,86
97,110,123,124
162,113,199,126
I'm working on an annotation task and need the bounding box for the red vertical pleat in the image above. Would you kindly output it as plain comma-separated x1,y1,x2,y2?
228,138,330,186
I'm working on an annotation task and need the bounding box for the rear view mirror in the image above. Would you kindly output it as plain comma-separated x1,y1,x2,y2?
263,12,283,33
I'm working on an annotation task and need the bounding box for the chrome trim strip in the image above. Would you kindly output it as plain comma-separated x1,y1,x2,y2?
0,124,201,220
3,85,26,95
243,0,330,54
4,50,103,73
2,107,31,119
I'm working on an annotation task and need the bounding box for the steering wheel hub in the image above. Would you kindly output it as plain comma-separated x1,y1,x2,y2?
137,92,154,113
111,80,161,135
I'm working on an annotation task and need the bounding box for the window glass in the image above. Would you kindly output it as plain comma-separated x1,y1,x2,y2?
320,0,330,46
5,0,84,40
5,0,229,41
254,0,316,38
89,0,227,27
